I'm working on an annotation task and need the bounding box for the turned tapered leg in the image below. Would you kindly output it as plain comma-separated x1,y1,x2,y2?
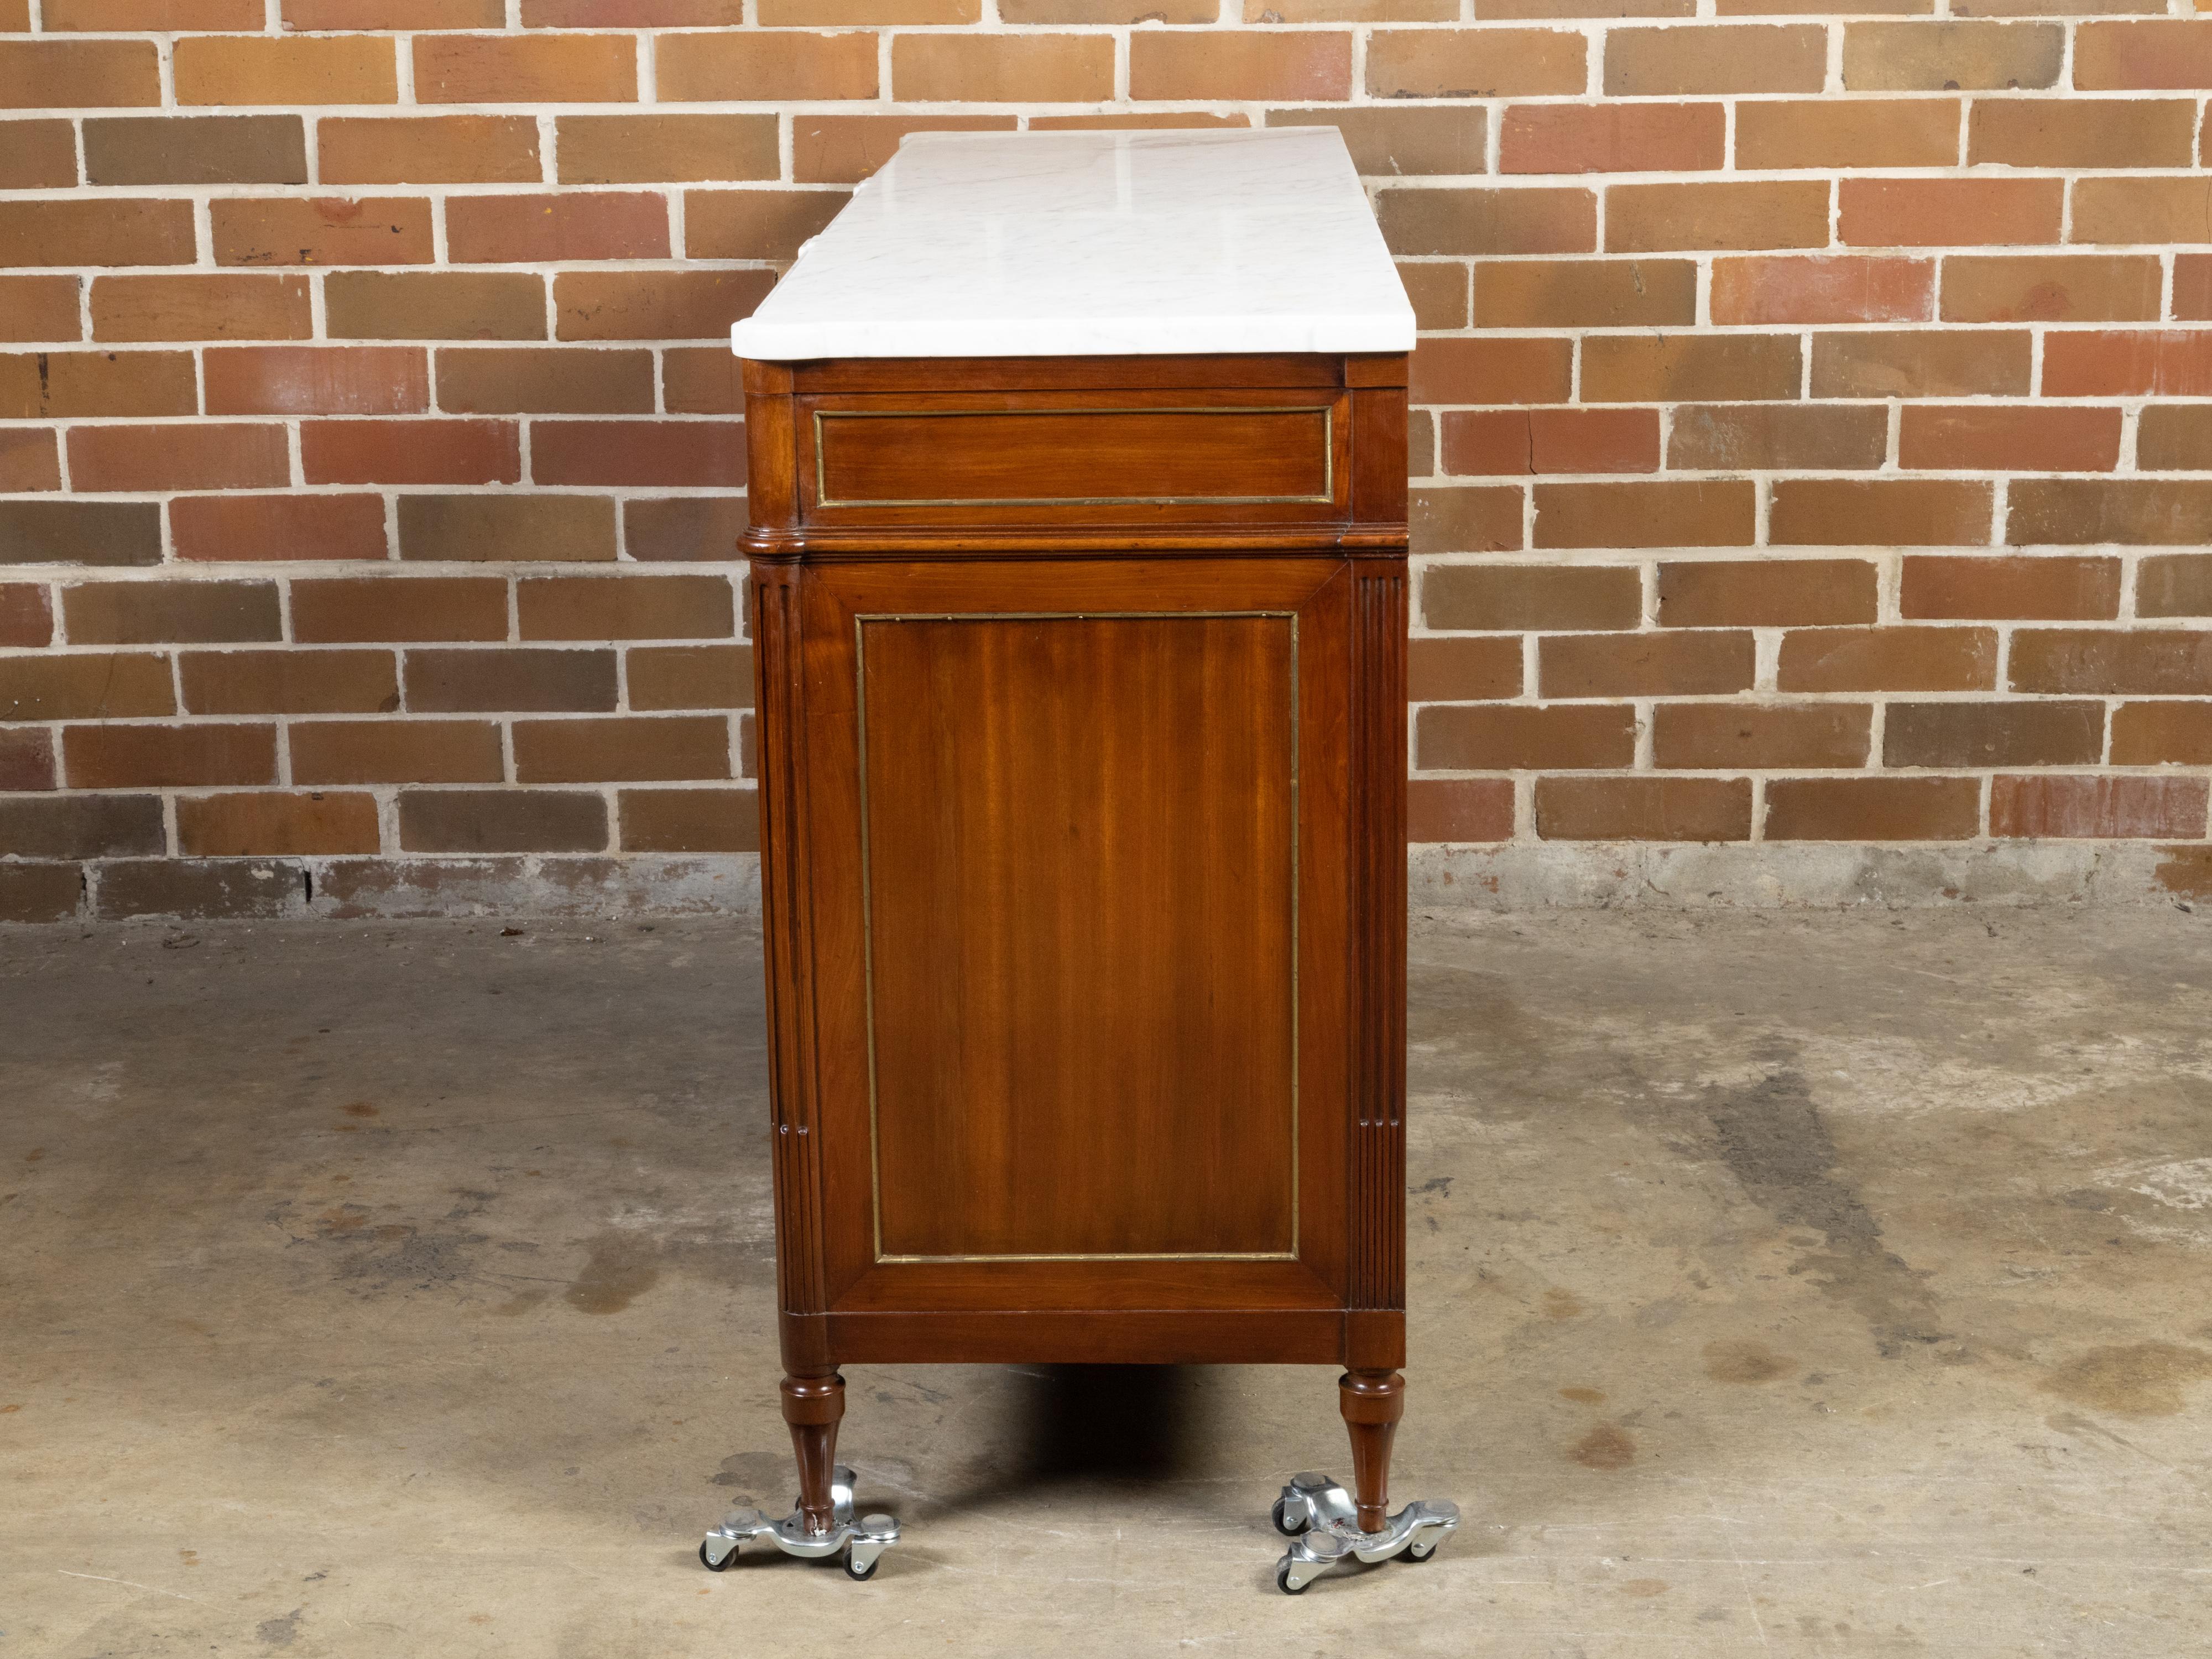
781,1372,845,1536
1338,1369,1405,1535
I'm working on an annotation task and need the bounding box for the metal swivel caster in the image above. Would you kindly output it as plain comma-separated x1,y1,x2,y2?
1269,1472,1459,1594
700,1465,901,1580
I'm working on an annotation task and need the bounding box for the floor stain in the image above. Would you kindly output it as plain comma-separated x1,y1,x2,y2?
565,1231,662,1314
255,1607,303,1647
711,1448,794,1496
2039,1343,2212,1416
1704,1339,1793,1384
342,1103,378,1118
1559,1386,1606,1404
1542,1288,1585,1321
1571,1423,1636,1470
1705,1059,1948,1357
1621,1578,1669,1597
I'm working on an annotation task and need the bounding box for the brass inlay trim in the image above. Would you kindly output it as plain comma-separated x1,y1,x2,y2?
855,609,1302,1266
813,405,1336,509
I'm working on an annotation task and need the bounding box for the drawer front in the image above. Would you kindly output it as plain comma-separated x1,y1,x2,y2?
795,390,1353,529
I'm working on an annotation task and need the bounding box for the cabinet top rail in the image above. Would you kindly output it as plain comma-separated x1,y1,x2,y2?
729,129,1416,364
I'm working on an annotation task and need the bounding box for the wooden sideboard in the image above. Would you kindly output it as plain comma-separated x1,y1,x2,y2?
700,130,1454,1593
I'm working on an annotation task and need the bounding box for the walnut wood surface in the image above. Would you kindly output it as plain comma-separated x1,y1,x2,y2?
747,353,1409,1389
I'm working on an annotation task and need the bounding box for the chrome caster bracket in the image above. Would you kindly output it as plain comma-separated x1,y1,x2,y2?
700,1464,900,1580
1271,1472,1459,1593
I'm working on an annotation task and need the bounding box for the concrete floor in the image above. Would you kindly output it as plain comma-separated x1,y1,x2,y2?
4,906,2210,1657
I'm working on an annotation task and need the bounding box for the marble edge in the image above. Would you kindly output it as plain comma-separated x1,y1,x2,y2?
729,314,1418,361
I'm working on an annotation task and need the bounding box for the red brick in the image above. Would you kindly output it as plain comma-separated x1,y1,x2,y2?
1410,337,1573,405
3,119,83,189
1942,255,2162,324
1657,560,1877,627
0,278,84,345
1540,630,1756,696
326,272,547,341
1378,187,1597,257
204,345,427,416
1423,563,1641,630
0,729,55,792
557,113,781,184
0,429,59,492
1897,406,2121,473
0,500,163,567
554,270,775,341
654,31,874,102
1536,776,1752,841
618,786,760,852
403,648,617,713
290,719,506,785
1811,330,2032,397
287,0,505,24
0,795,165,860
1396,263,1468,332
1765,776,1979,841
179,648,397,714
1499,102,1721,174
2043,332,2212,398
661,348,740,415
83,114,305,187
446,194,670,264
2111,703,2212,765
67,423,289,492
397,495,614,563
290,577,510,643
2008,481,2212,546
63,579,279,644
1885,700,2104,767
1776,627,1997,693
1991,775,2207,839
1418,703,1637,770
627,643,753,711
0,350,195,419
529,419,743,488
524,0,744,18
0,583,53,649
1408,636,1522,702
2008,628,2212,695
513,714,730,782
1267,108,1489,178
173,35,399,106
397,789,607,853
1710,255,1933,325
623,497,748,564
1533,481,1755,549
1412,487,1524,554
1840,22,2063,92
1770,479,1992,547
1652,703,1871,770
2132,552,2212,620
64,723,277,789
2138,409,2212,474
44,1,264,25
301,420,519,486
0,200,194,269
413,33,636,103
436,347,655,415
1838,178,2063,247
2174,257,2212,321
170,493,389,562
175,790,379,856
90,274,311,342
1901,555,2120,622
1579,334,1801,402
0,39,160,108
684,189,848,263
1405,779,1512,844
894,34,1114,102
1607,182,1830,253
1970,97,2193,169
1473,258,1695,327
1736,98,1960,169
0,653,174,720
2074,20,2212,90
2072,178,2212,246
517,574,734,640
1440,409,1656,477
1667,406,1889,472
791,115,1016,185
1128,32,1349,100
319,116,542,185
211,196,434,268
1365,27,1585,97
1605,23,1824,93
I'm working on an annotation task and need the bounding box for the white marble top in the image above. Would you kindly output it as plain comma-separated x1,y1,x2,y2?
729,128,1415,361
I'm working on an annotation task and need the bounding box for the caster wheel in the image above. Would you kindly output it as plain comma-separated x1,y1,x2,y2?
1275,1561,1307,1596
844,1552,878,1582
700,1541,737,1572
1271,1497,1308,1537
1399,1542,1436,1564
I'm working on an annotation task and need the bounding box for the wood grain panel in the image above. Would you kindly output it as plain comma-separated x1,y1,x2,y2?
816,406,1331,508
860,611,1297,1261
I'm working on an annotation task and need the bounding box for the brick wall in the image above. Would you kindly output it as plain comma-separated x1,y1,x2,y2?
4,3,2212,921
